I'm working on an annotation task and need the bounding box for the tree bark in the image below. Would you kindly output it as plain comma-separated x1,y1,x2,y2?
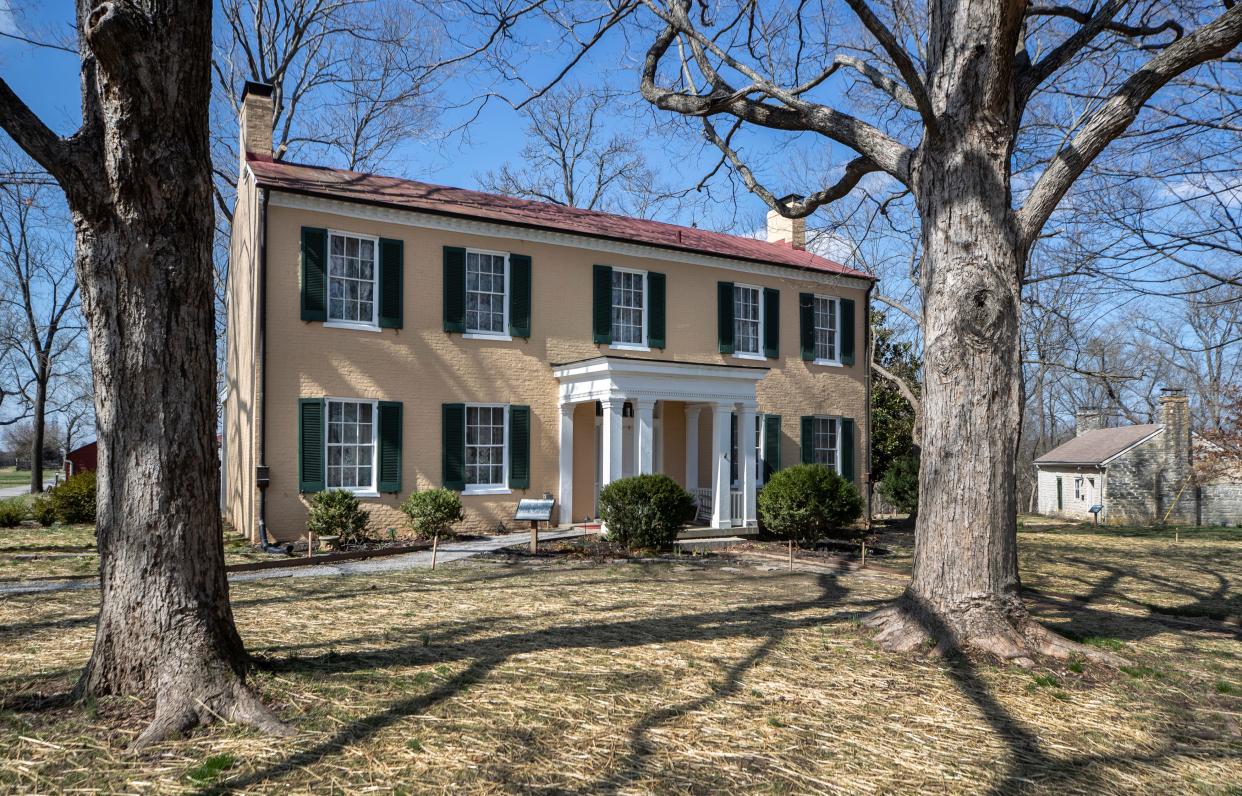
30,363,45,493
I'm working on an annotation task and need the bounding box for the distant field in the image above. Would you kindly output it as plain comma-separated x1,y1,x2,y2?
0,467,31,487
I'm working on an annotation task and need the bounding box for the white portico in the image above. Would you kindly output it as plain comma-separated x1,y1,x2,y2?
552,356,767,529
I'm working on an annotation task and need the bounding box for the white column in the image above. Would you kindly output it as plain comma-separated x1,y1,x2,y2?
711,402,733,529
738,403,758,526
600,397,624,487
635,399,656,475
558,402,575,526
684,405,702,489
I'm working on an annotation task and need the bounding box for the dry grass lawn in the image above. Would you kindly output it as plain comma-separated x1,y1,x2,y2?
0,526,1239,794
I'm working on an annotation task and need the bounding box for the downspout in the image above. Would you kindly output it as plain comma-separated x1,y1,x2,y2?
863,279,875,527
255,185,289,553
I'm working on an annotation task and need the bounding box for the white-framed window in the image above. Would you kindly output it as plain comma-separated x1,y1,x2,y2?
612,268,646,346
811,417,840,473
813,295,839,363
730,413,763,486
326,398,377,493
1074,477,1084,500
465,249,508,335
327,231,378,326
465,404,508,491
734,284,762,356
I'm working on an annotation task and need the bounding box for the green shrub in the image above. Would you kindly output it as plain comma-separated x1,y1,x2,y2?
879,451,920,515
758,464,863,545
48,471,97,524
598,474,696,551
400,488,465,538
306,489,370,546
0,498,25,527
30,494,56,526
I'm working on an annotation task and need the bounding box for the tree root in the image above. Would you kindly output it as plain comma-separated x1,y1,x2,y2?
132,680,293,751
863,595,1130,668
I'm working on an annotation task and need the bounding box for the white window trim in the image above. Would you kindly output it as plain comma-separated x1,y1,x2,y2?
732,283,765,358
464,248,511,337
324,396,380,497
811,294,842,366
812,415,843,474
609,266,649,350
462,402,511,496
326,229,381,330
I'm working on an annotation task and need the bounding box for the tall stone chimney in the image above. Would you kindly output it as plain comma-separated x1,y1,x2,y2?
238,81,274,168
1160,386,1191,469
766,194,806,250
1075,407,1104,436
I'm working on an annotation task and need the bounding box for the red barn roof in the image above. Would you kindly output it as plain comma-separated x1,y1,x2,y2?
248,157,874,281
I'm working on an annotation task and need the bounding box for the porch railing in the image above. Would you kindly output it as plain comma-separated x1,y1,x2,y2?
691,487,753,528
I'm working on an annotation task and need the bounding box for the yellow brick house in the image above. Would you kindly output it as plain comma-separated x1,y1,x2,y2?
223,82,876,543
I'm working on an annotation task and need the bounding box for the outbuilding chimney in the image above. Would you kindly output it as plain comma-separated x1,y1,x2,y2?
1075,407,1104,436
766,194,806,250
1160,386,1191,468
239,81,274,168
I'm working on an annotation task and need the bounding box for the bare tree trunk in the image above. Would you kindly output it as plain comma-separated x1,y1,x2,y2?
30,363,45,493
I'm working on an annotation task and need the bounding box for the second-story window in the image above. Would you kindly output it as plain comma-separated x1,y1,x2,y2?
612,269,646,345
814,296,839,362
466,250,508,334
328,232,377,325
734,285,762,355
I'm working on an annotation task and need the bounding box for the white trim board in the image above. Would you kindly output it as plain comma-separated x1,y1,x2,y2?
268,190,873,290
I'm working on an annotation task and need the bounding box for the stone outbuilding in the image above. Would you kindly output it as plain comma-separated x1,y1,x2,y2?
1034,388,1241,526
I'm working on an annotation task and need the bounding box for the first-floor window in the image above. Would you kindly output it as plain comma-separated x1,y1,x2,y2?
1074,477,1084,500
466,405,507,488
730,414,763,485
327,399,375,490
813,296,839,361
328,232,377,324
734,285,762,355
466,250,507,334
811,417,839,472
612,269,646,345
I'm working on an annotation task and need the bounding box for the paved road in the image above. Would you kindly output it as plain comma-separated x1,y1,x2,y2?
0,527,595,596
0,481,56,498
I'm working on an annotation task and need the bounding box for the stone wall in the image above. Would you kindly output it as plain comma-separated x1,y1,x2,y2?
1101,436,1164,524
1199,483,1242,527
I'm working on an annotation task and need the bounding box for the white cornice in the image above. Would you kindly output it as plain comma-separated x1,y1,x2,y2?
267,190,873,290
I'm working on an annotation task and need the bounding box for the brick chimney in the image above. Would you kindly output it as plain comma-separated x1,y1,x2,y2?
239,81,274,168
766,194,806,250
1075,407,1104,436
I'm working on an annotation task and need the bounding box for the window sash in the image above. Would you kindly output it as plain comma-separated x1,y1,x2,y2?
814,296,838,361
734,285,761,354
327,232,378,325
729,413,764,486
465,250,508,334
326,399,376,491
465,405,507,487
812,417,839,473
612,270,646,345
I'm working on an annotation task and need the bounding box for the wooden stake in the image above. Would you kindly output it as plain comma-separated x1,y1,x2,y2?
431,533,439,570
860,539,866,568
788,539,794,571
307,531,313,559
530,520,539,554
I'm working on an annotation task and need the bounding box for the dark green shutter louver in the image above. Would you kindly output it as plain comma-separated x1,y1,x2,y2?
592,265,612,344
442,403,465,490
443,247,466,332
841,298,856,365
298,398,325,492
763,288,779,358
763,415,781,480
717,281,734,354
377,401,403,492
300,227,327,322
799,293,815,361
509,405,531,489
800,416,814,464
648,271,666,349
840,418,855,482
378,238,403,328
509,253,532,337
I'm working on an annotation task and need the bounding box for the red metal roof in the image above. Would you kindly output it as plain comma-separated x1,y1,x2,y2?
248,157,874,280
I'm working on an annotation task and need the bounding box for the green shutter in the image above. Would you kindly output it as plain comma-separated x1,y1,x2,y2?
509,253,532,337
377,401,403,493
443,247,466,332
648,271,666,349
378,238,403,328
763,415,781,480
301,227,327,322
799,293,815,361
298,398,325,492
800,416,814,464
592,265,612,344
509,405,530,489
717,281,734,354
763,288,779,358
840,297,856,365
840,417,855,482
442,403,465,490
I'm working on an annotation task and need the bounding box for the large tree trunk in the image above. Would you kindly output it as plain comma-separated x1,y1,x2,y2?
30,366,46,493
58,0,288,747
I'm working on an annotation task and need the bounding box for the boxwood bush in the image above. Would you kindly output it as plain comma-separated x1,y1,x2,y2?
48,471,97,524
400,488,465,538
597,474,696,551
879,451,920,516
758,464,863,545
306,489,370,546
0,497,25,528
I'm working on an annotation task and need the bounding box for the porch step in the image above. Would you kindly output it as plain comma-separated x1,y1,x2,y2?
674,536,747,551
678,525,760,540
